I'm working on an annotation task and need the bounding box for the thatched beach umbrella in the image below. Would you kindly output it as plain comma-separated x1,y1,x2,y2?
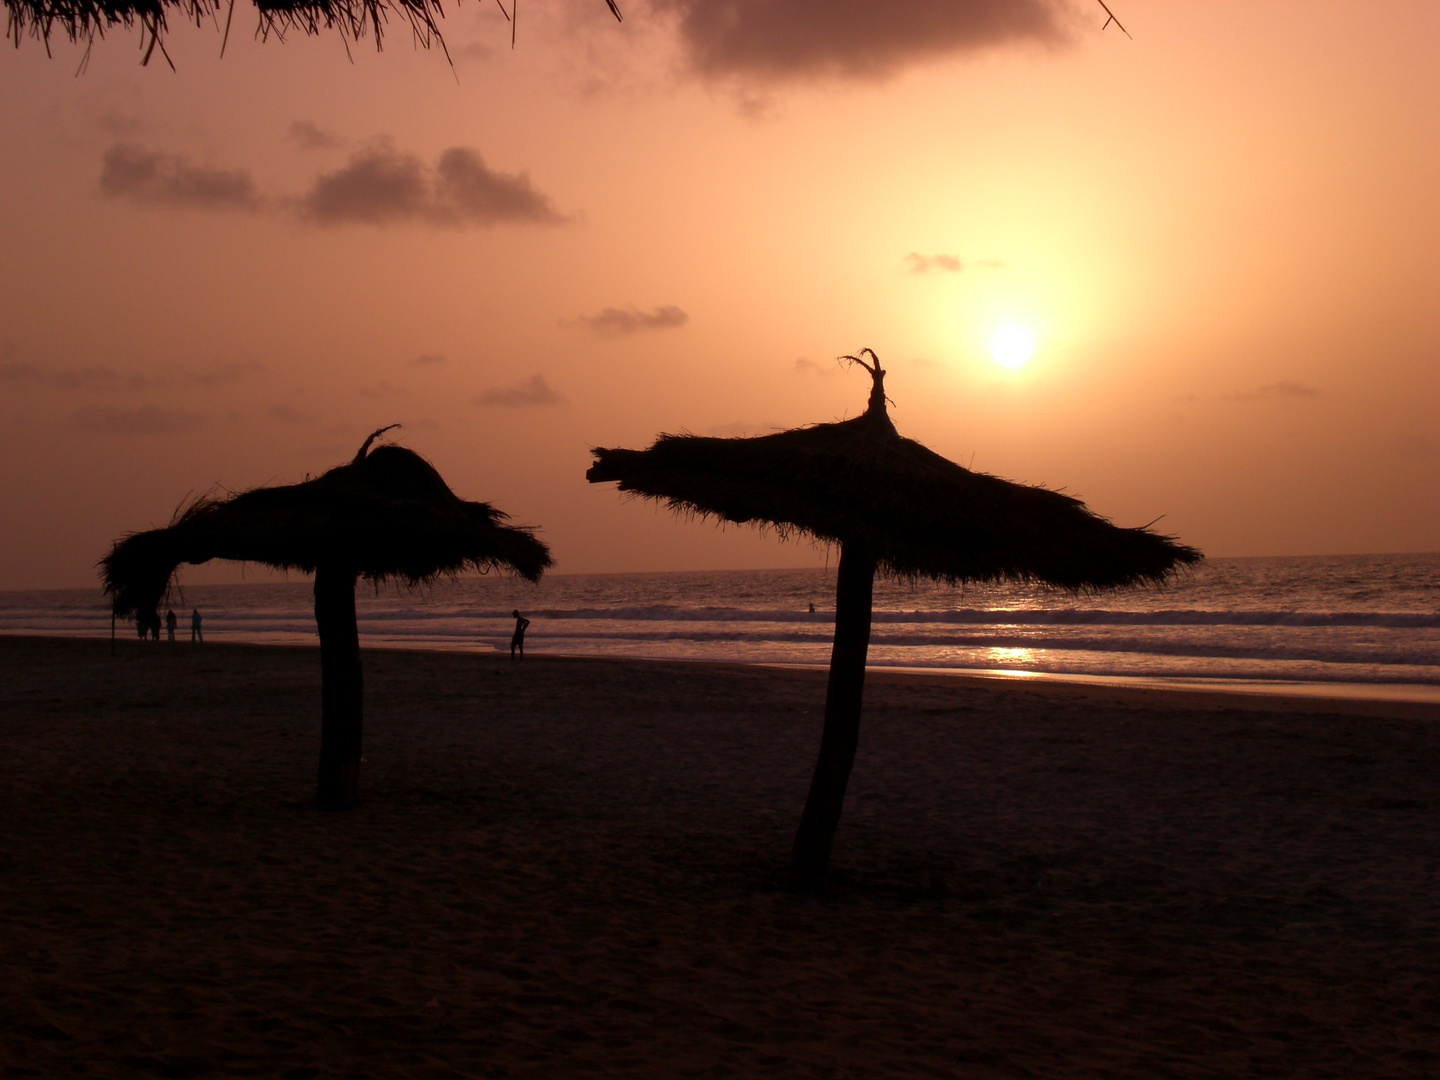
587,350,1200,890
103,426,552,808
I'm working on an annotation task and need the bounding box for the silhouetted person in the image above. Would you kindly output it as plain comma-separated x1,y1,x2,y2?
165,609,177,642
510,609,530,660
149,612,160,640
136,616,147,640
191,608,203,643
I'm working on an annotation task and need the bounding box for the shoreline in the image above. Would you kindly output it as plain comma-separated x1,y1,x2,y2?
6,630,1439,720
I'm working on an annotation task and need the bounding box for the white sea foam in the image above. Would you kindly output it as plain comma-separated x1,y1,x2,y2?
3,554,1437,699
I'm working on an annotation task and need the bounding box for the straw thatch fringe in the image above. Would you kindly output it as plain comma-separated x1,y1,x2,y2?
6,0,446,63
6,0,621,64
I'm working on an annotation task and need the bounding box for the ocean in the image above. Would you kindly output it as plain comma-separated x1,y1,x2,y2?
3,554,1438,703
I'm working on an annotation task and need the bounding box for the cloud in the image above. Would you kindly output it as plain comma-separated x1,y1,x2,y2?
1,362,147,391
159,360,264,388
72,405,204,434
0,359,261,392
1224,380,1321,402
99,143,263,212
905,252,963,274
357,381,408,400
300,144,564,228
407,353,446,367
267,404,317,423
656,0,1070,82
96,138,561,230
793,357,839,376
457,40,498,62
290,120,342,150
567,304,689,336
1395,434,1438,460
94,110,145,137
475,374,564,407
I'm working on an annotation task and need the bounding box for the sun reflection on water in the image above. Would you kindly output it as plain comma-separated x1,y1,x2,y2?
985,646,1037,667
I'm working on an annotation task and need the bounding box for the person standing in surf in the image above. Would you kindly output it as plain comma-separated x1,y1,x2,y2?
510,610,531,660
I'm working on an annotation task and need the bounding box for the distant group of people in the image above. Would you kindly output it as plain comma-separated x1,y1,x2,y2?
131,605,526,654
137,608,202,642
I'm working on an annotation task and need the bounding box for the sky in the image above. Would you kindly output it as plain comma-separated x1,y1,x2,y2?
1,0,1437,590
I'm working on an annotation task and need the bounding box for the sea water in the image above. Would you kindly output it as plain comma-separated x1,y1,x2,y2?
3,554,1437,703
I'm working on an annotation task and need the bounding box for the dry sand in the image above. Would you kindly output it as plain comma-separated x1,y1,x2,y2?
2,634,1438,1078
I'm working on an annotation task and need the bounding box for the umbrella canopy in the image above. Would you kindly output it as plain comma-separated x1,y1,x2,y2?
588,359,1193,591
102,428,552,808
588,350,1199,889
104,433,551,621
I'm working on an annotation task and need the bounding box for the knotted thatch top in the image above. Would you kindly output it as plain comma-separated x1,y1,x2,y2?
103,429,552,619
587,350,1200,590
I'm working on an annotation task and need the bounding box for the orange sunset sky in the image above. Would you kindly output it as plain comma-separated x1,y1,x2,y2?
1,0,1436,590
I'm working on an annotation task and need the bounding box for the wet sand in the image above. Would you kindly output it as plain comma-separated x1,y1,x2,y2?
2,634,1438,1078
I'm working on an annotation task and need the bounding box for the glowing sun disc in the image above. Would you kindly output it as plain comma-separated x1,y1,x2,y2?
990,325,1036,369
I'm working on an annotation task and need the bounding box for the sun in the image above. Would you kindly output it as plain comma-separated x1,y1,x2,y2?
989,324,1036,370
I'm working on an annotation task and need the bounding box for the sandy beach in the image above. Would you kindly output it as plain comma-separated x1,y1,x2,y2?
2,634,1437,1078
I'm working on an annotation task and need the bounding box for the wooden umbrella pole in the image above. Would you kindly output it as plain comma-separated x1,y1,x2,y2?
315,563,363,809
791,541,876,891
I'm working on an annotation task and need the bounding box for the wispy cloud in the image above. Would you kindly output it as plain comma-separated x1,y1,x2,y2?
793,357,840,376
475,374,564,407
357,381,408,400
289,120,343,150
161,360,264,388
267,404,317,423
566,305,689,337
1395,434,1438,460
300,144,565,228
660,0,1069,82
905,252,964,274
72,405,204,434
1224,381,1321,402
94,110,145,137
407,353,446,367
100,143,263,212
0,359,261,392
1,362,147,391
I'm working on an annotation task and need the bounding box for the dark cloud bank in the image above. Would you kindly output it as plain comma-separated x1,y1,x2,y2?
100,141,563,230
654,0,1070,81
0,360,260,392
100,144,263,212
72,405,204,434
475,375,564,408
289,120,343,150
301,145,564,228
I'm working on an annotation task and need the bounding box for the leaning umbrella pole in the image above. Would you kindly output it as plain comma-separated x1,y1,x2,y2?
101,425,553,809
790,539,875,891
314,562,364,808
588,348,1200,891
